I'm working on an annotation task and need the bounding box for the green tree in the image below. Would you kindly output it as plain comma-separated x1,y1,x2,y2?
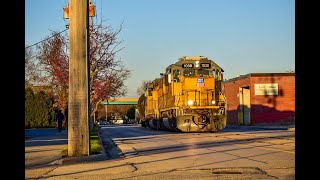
34,91,54,127
25,88,55,128
25,87,35,128
126,105,136,120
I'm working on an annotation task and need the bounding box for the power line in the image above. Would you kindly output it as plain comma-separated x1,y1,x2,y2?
25,29,68,49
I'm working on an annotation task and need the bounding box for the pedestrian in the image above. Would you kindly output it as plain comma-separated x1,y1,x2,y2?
186,120,191,132
157,119,160,130
54,108,59,128
57,109,65,132
64,105,68,129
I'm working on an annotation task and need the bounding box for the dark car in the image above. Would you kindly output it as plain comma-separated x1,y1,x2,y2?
98,119,107,125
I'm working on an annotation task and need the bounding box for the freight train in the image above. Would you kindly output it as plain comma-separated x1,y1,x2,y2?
141,56,227,132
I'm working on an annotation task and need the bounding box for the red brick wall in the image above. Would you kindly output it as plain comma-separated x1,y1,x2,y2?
222,76,250,125
250,75,295,125
222,74,295,126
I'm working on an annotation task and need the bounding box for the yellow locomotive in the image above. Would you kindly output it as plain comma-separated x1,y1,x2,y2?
142,56,227,132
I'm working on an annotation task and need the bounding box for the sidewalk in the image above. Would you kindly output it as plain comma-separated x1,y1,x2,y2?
225,124,295,131
25,129,68,179
25,128,110,179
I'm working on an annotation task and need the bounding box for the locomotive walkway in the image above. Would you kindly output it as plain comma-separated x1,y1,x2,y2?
25,124,295,179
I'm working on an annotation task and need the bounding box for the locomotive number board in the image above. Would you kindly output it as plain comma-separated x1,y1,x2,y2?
182,63,194,68
200,63,211,68
182,63,211,68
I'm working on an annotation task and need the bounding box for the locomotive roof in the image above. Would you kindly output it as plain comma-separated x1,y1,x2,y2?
165,56,224,72
146,78,161,89
178,56,208,61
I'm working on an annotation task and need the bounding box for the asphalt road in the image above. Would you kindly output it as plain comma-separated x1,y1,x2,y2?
25,125,295,179
99,124,295,179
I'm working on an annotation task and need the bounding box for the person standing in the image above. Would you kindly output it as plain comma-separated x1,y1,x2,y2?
54,108,59,128
187,120,191,132
57,109,65,132
64,105,68,129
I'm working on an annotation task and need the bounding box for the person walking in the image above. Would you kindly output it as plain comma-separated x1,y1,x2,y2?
186,120,191,132
56,109,65,132
54,108,59,128
64,105,68,129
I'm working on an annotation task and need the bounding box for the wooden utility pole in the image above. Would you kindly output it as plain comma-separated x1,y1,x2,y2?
68,0,90,156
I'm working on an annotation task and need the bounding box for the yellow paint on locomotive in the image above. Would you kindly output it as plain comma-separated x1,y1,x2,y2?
144,56,227,132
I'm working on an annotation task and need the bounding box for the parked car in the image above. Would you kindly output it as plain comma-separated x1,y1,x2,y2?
99,119,107,125
113,119,124,124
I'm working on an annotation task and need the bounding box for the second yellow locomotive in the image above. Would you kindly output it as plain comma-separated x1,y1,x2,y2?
142,56,227,132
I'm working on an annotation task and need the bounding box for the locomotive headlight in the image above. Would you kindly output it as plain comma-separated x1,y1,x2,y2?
211,100,216,105
188,100,194,106
195,61,199,68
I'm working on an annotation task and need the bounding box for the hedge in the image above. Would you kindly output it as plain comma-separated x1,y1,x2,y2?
25,87,55,128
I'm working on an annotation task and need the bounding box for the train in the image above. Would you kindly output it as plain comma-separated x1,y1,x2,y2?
140,56,227,132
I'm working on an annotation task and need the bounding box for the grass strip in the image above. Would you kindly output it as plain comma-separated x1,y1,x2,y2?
61,125,102,156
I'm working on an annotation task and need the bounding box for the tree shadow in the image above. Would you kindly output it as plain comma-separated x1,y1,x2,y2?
25,130,68,147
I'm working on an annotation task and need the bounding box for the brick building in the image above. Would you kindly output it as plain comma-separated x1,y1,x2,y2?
221,73,295,125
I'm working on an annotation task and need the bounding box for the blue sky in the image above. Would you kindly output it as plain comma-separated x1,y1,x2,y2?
25,0,295,97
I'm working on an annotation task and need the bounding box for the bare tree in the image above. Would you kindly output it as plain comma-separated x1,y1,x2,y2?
136,80,152,96
136,80,151,119
25,46,41,86
89,21,131,122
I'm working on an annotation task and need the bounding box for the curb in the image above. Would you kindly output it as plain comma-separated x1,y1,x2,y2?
226,125,295,131
61,153,107,165
50,159,63,165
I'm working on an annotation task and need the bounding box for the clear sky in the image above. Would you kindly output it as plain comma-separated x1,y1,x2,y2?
25,0,295,98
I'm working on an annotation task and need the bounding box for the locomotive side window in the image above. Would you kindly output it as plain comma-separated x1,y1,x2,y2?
183,69,195,77
166,69,171,84
212,69,217,79
173,69,181,82
212,69,223,80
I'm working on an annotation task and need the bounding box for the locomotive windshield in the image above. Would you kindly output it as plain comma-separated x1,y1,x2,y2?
183,69,195,77
197,69,210,77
